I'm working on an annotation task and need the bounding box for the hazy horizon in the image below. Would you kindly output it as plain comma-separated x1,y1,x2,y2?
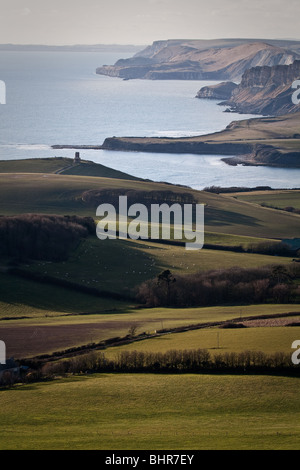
1,37,300,47
0,0,299,46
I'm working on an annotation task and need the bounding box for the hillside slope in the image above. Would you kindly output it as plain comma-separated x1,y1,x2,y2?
0,157,143,181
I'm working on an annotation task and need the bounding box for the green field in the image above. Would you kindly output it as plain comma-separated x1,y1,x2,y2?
0,374,299,450
0,171,300,239
0,271,130,320
104,325,300,359
21,236,296,296
0,157,141,181
230,190,300,210
1,302,299,359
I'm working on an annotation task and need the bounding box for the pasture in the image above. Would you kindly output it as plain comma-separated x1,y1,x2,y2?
103,324,300,359
23,236,297,296
230,190,300,210
0,374,299,450
0,172,300,239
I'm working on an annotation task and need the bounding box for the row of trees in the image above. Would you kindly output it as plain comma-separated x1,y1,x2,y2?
2,347,297,387
261,203,300,215
0,214,95,261
82,188,196,208
136,264,300,307
203,185,273,194
36,348,298,380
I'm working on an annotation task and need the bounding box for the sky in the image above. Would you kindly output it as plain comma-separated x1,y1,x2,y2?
0,0,299,46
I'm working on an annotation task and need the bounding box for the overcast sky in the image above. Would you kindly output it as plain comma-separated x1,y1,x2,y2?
0,0,299,45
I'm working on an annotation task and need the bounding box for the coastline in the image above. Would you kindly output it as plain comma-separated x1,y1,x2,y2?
52,112,300,169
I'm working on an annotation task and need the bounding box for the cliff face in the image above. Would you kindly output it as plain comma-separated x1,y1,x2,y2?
196,82,238,100
96,40,300,81
222,60,300,115
196,60,300,116
101,136,253,156
223,145,300,168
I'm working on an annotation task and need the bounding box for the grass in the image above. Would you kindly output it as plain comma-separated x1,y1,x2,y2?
0,157,142,180
0,272,130,320
0,157,74,174
23,236,296,295
231,190,300,210
2,303,299,359
204,230,277,247
0,173,164,217
0,373,299,450
0,172,300,238
104,325,300,359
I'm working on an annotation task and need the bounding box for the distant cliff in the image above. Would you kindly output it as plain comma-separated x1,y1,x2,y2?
196,82,238,100
197,60,300,116
96,39,300,81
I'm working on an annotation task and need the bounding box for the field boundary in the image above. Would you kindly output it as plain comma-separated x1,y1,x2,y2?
24,311,300,365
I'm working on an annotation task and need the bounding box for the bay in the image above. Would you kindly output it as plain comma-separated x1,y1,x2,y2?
0,50,299,190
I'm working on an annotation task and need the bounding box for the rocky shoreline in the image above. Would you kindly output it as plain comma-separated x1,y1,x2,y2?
52,137,300,168
196,60,300,116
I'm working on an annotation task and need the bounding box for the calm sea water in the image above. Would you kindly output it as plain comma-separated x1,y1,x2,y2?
0,50,299,190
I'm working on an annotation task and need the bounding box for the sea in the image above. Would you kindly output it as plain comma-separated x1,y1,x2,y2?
0,49,299,190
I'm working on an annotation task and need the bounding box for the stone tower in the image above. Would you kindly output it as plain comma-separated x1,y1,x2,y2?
74,152,81,164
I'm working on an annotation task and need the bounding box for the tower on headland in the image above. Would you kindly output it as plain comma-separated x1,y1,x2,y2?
74,151,81,164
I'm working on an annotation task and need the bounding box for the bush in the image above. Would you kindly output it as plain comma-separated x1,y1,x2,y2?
220,323,247,329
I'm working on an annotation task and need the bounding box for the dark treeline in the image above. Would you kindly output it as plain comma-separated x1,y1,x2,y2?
204,240,296,257
4,347,299,387
203,185,273,194
33,349,299,381
126,238,296,257
3,348,298,387
82,188,197,208
245,241,297,256
0,214,95,261
261,203,300,215
136,264,300,307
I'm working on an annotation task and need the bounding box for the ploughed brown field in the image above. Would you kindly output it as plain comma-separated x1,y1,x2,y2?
2,312,299,360
0,320,139,359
